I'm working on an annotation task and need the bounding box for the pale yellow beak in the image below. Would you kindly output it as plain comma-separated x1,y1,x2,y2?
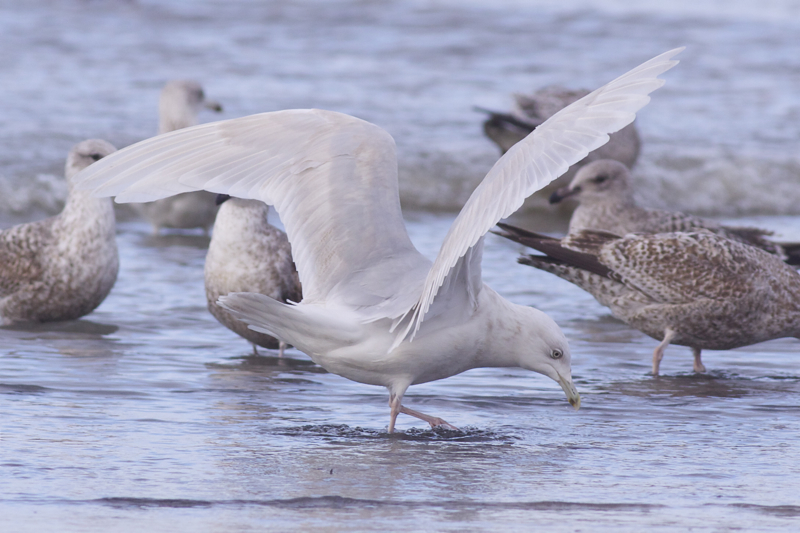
558,374,581,410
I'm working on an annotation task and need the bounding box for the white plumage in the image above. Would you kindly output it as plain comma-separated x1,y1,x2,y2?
76,49,681,431
134,80,224,233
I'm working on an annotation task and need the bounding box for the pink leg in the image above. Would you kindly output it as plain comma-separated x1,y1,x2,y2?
388,394,402,434
278,341,287,358
692,347,706,373
388,394,459,432
400,405,459,431
652,329,676,376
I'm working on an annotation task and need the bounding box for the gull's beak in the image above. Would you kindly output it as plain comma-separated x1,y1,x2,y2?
549,185,581,205
558,374,581,410
205,100,223,113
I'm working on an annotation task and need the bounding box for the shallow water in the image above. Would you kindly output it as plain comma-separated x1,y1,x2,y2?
2,215,800,532
3,0,800,531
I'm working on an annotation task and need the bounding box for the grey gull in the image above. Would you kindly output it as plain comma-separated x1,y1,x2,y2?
495,223,800,375
134,80,224,234
479,85,641,200
77,49,681,431
204,195,302,356
0,139,118,324
550,159,800,264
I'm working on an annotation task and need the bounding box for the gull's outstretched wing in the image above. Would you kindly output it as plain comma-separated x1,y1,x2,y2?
401,48,683,342
76,109,429,318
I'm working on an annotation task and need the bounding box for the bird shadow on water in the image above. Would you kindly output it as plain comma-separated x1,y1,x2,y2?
603,370,800,400
137,231,211,250
1,318,119,339
272,423,517,442
208,353,328,374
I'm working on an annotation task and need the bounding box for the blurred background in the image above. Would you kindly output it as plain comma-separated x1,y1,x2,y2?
2,0,800,224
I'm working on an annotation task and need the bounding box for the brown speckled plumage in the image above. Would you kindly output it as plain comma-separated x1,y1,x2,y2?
553,159,798,262
0,140,119,324
496,223,800,374
204,198,301,352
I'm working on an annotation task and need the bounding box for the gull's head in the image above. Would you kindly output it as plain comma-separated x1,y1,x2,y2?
549,159,631,206
65,139,117,181
515,306,580,410
159,80,223,134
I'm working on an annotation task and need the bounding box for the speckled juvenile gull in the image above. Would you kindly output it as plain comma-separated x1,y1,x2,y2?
77,49,681,431
205,195,302,355
134,80,223,234
496,223,800,375
479,85,641,192
0,140,118,324
550,159,800,263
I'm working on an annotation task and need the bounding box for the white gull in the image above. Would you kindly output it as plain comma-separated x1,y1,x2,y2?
76,49,681,431
204,195,302,356
0,140,118,324
134,80,224,234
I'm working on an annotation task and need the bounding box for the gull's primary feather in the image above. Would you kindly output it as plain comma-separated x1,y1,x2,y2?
401,47,682,343
76,48,682,349
77,110,430,318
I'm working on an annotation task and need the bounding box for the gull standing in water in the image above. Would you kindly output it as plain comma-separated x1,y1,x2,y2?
204,194,302,356
0,140,118,324
549,159,800,264
135,80,224,234
77,49,681,432
494,223,800,375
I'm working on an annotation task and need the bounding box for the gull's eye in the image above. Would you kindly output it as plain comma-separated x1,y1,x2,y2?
593,175,609,184
89,153,103,162
550,348,563,359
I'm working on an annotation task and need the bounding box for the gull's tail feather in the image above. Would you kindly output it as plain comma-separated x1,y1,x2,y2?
218,293,362,353
779,242,800,266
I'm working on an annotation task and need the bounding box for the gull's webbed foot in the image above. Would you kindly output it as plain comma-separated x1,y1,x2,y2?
400,405,460,431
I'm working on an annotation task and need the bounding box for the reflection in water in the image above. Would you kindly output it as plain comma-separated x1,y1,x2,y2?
138,232,211,251
1,318,119,337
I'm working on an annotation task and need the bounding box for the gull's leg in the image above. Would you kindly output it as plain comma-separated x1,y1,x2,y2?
388,394,402,434
252,344,259,356
278,341,287,358
399,405,459,431
692,347,706,373
652,329,676,376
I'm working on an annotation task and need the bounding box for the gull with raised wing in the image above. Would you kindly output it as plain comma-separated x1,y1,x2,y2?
76,49,682,432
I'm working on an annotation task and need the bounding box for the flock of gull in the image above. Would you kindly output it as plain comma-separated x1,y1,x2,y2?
3,47,800,432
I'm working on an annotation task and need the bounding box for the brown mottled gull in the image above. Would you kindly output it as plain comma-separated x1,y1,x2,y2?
204,195,302,356
479,85,641,182
550,159,800,264
496,223,800,375
0,140,118,324
135,80,223,234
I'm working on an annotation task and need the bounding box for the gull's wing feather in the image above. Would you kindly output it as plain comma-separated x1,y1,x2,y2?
402,48,683,342
76,109,429,317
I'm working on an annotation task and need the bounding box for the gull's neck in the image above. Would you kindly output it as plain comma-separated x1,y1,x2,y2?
470,288,538,369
